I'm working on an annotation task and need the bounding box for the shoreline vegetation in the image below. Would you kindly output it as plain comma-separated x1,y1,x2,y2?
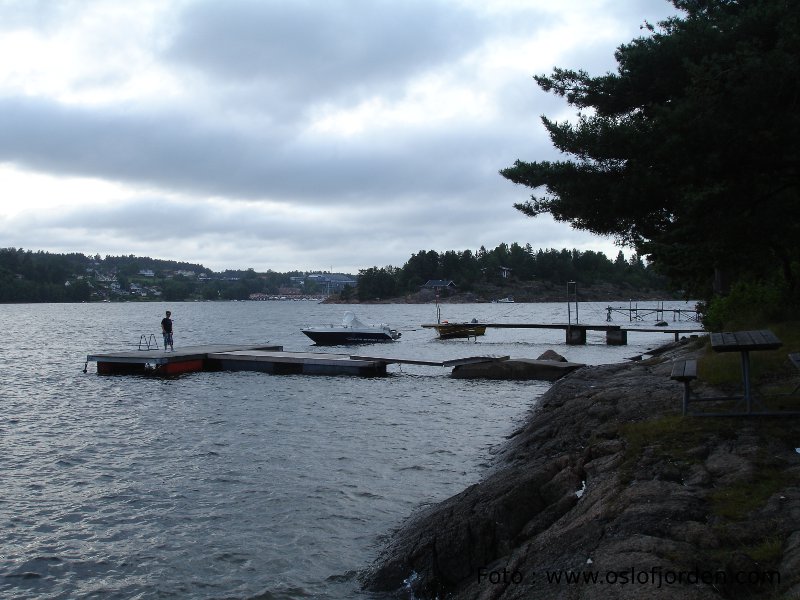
324,281,683,305
0,246,673,304
360,333,800,599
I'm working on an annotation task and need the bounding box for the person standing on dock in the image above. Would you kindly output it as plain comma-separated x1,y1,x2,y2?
161,310,174,351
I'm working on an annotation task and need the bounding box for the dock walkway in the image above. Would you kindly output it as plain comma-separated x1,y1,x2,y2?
85,345,509,377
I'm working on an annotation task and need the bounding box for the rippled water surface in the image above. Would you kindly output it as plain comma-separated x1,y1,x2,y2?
0,300,699,598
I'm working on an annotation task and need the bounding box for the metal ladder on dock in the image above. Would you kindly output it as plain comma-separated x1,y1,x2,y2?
138,334,160,351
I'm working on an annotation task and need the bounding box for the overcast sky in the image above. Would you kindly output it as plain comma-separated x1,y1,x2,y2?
0,0,679,273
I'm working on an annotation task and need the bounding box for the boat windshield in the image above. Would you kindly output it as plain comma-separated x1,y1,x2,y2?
342,311,366,328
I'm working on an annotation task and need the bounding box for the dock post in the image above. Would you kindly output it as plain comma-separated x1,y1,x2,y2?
566,326,586,345
606,329,628,345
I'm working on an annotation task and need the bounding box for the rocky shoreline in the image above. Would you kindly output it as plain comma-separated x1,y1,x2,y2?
360,338,800,599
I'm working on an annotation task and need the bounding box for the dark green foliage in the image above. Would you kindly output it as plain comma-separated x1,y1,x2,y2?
501,0,800,306
161,279,196,301
0,245,666,303
0,248,292,303
358,266,400,300
360,243,665,297
0,248,92,302
100,254,211,277
701,279,789,330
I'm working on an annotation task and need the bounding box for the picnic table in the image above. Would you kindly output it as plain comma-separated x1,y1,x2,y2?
710,329,783,414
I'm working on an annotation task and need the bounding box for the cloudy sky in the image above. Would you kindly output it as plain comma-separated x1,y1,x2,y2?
0,0,679,273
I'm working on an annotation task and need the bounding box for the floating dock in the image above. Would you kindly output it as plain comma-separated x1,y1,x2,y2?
85,345,511,377
86,344,283,376
421,323,704,345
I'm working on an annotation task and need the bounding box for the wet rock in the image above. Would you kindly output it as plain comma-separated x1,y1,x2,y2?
537,349,568,362
451,358,584,381
704,449,754,485
361,340,800,599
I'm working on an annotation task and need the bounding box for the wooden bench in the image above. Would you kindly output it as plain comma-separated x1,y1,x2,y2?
671,359,698,415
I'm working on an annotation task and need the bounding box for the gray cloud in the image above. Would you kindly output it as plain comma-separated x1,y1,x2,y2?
0,94,555,205
165,0,489,106
0,0,678,272
0,188,617,272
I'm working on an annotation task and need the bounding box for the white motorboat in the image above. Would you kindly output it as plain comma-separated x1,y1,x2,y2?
301,311,401,345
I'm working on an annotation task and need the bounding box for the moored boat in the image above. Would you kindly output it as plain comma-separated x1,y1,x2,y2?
422,297,486,340
302,311,401,345
432,321,487,340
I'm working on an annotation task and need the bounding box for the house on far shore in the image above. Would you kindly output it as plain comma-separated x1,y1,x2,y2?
422,279,457,291
306,273,357,294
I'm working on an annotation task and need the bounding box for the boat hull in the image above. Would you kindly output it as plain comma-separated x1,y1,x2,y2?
433,324,487,339
301,329,398,345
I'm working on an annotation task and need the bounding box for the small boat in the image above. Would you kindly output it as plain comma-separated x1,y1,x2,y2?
301,311,401,345
422,298,486,340
432,320,487,340
493,296,514,303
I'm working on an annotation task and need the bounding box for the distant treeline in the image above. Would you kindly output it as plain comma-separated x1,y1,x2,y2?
0,249,94,302
0,245,668,303
355,243,668,300
0,248,308,302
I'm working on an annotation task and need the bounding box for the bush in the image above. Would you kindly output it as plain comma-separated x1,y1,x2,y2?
702,280,794,331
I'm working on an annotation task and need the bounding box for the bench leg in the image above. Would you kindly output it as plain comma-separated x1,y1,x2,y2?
682,381,691,416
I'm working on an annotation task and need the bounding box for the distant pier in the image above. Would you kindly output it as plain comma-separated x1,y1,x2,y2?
606,302,702,323
421,322,704,345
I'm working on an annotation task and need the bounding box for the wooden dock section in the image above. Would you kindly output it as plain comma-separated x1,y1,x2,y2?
209,349,389,376
86,344,284,376
349,354,510,367
86,345,510,377
421,322,704,345
619,327,705,343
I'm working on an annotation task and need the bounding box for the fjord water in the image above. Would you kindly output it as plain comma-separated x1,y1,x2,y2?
1,300,698,599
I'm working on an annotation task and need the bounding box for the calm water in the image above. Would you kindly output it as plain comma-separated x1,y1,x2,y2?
0,300,699,599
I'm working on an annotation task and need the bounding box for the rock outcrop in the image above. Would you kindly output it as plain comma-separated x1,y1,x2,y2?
451,357,584,381
361,339,800,599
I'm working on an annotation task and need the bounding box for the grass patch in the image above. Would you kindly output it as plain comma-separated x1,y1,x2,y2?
709,467,793,520
618,415,798,498
702,532,786,586
740,536,784,565
620,415,738,457
698,321,800,390
617,415,738,482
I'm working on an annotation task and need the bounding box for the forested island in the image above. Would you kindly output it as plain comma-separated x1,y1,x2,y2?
0,244,671,304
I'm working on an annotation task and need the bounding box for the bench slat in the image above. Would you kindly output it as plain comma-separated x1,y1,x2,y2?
671,359,698,381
